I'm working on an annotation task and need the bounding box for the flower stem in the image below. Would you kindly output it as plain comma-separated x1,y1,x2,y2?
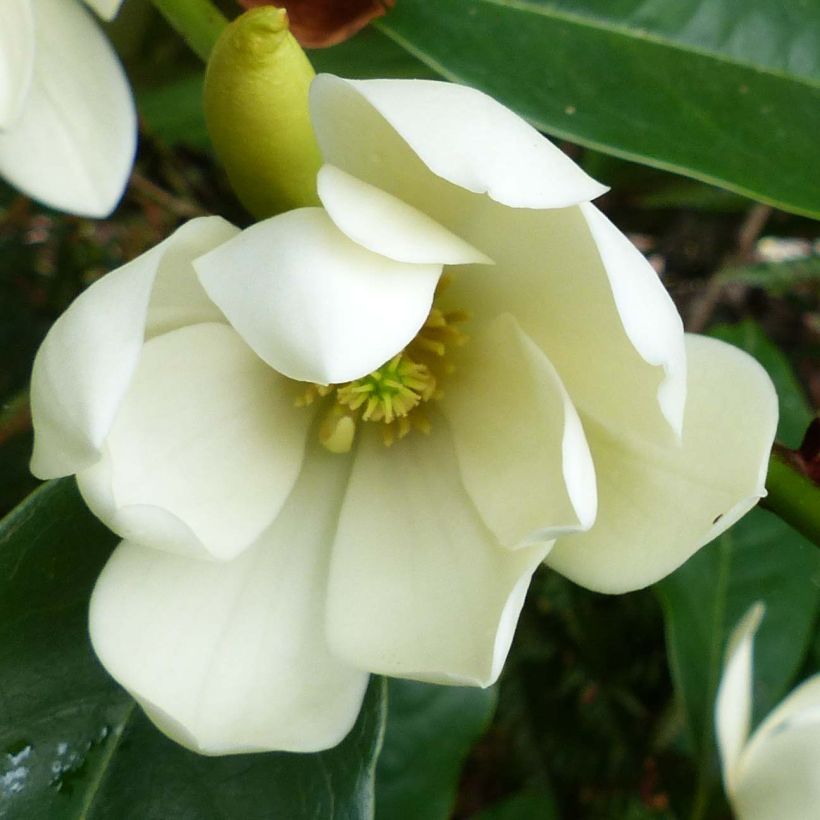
761,452,820,547
150,0,229,62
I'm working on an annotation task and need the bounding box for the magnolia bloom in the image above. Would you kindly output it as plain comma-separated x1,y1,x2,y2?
716,605,820,819
31,76,777,754
0,0,135,216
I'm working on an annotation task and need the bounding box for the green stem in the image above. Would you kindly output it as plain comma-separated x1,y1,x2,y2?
151,0,229,62
762,453,820,547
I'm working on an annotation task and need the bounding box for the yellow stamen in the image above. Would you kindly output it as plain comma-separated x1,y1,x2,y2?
300,275,469,453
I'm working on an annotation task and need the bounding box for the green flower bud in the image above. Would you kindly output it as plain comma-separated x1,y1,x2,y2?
204,8,322,218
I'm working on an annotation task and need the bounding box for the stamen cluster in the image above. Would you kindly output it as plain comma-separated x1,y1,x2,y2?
297,284,468,452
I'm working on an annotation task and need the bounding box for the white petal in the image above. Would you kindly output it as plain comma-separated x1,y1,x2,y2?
77,323,311,561
0,0,34,129
580,203,687,437
317,164,491,265
444,201,687,445
546,334,778,593
89,447,369,755
196,207,442,384
326,419,549,686
731,675,820,820
145,217,239,339
82,0,124,21
716,602,765,791
30,217,237,479
311,75,606,209
441,313,596,548
0,0,135,217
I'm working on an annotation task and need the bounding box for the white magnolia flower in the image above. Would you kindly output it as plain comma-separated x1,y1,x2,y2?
30,76,777,754
717,604,820,819
0,0,135,217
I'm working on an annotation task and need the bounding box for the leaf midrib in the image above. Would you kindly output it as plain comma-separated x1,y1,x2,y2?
467,0,820,89
76,701,136,820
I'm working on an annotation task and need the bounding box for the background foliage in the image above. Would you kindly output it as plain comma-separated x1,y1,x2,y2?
1,0,818,817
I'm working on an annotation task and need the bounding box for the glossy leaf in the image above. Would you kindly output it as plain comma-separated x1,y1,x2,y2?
0,479,387,819
375,680,496,820
377,0,820,217
479,0,819,81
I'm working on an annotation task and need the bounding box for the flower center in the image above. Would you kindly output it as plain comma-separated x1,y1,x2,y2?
297,279,468,453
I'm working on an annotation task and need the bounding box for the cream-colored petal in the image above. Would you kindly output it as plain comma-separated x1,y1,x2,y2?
317,164,491,265
546,334,777,593
0,0,135,217
311,75,606,210
196,207,442,385
90,447,369,755
441,313,596,548
444,201,687,445
326,420,549,686
77,323,311,561
82,0,124,21
731,675,820,820
311,78,682,442
0,0,34,129
30,217,236,479
145,217,239,338
716,603,765,791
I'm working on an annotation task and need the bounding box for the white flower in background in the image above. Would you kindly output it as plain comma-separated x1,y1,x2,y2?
0,0,135,217
30,76,777,754
717,604,820,819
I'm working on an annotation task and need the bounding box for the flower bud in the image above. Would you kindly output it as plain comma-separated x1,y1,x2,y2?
204,7,322,218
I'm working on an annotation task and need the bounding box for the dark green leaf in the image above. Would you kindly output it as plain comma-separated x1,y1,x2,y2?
378,0,820,217
376,680,496,820
0,479,387,819
473,0,819,82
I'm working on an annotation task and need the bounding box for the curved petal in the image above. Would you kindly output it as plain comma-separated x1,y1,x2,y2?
444,201,687,445
311,75,606,210
0,0,34,129
731,675,820,820
89,447,369,755
317,164,491,265
30,217,237,479
716,603,765,791
145,217,239,338
441,313,596,548
310,79,682,442
326,419,549,686
0,0,135,217
545,334,777,593
196,207,442,385
82,0,124,21
77,323,312,561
